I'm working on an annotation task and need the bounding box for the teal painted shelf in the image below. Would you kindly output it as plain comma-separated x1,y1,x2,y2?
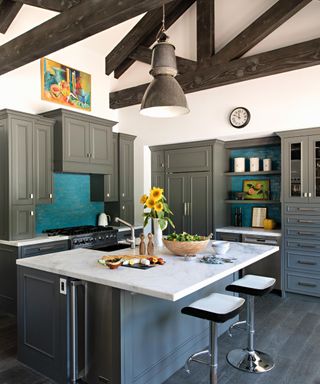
225,200,281,204
225,170,281,176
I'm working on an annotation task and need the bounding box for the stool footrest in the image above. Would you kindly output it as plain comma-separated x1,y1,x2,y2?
228,320,247,337
184,349,210,374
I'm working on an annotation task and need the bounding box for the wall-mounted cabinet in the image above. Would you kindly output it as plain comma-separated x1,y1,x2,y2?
0,110,54,240
41,109,117,175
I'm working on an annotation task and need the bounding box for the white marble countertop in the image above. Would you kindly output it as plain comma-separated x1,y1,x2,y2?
0,235,70,247
216,226,282,238
16,241,279,301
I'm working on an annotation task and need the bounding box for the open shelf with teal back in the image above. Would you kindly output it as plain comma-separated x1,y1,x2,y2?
226,142,281,228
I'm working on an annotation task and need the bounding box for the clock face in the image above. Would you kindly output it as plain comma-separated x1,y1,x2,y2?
229,107,250,128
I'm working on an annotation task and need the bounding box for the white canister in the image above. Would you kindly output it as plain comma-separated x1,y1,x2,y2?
250,157,259,172
263,159,272,171
234,157,245,172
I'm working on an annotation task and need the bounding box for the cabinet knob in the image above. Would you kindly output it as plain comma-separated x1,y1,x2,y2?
49,193,53,199
30,193,34,199
122,193,125,197
122,206,125,210
309,192,312,197
106,193,110,197
161,163,165,168
30,211,34,216
303,192,308,197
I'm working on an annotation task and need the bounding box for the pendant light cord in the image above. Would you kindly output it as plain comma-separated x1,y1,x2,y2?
156,3,168,42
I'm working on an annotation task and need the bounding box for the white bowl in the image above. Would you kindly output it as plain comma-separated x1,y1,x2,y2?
212,241,230,255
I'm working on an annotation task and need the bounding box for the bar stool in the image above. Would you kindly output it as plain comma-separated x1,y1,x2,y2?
181,293,245,384
225,274,276,373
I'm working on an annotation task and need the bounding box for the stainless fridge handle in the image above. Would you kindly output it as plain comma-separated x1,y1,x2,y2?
183,202,187,216
70,280,87,383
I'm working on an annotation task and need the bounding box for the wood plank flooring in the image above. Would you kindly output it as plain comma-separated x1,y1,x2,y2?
0,293,319,383
164,293,320,384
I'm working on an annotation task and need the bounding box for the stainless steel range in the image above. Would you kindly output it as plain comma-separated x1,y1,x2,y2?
44,225,118,249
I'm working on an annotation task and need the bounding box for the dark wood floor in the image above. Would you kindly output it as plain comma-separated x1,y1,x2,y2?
165,293,320,384
0,293,319,384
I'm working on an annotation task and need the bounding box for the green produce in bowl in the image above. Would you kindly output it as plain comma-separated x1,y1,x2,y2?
166,232,209,242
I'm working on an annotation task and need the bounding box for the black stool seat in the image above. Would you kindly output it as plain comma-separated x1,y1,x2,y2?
182,293,245,323
226,274,276,296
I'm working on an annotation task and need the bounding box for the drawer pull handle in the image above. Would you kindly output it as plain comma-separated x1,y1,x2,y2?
298,282,317,288
297,232,314,236
298,260,317,266
256,239,266,242
299,208,317,211
298,220,314,224
296,244,316,249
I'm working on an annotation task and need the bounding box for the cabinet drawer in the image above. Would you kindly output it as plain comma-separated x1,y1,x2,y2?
165,146,211,173
285,204,320,215
285,215,320,227
285,239,320,253
21,240,69,258
287,251,320,273
285,227,320,239
216,232,241,242
242,235,279,246
287,273,320,297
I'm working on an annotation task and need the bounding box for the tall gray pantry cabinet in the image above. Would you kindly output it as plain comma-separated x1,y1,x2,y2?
279,128,320,297
0,110,54,240
150,140,226,236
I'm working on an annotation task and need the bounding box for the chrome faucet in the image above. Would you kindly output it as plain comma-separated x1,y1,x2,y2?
115,217,136,249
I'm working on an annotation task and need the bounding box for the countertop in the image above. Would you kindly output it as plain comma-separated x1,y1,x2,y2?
0,235,70,247
0,225,143,247
16,241,279,301
216,226,282,238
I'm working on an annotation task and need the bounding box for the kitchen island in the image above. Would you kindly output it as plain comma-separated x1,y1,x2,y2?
16,242,278,384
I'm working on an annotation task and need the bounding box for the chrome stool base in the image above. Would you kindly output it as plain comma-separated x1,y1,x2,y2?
227,348,274,373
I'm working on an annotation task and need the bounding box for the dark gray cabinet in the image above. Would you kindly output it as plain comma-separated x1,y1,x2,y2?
167,172,212,235
41,109,116,175
282,133,320,203
279,128,320,297
17,266,69,383
151,141,224,236
0,110,54,240
91,133,119,202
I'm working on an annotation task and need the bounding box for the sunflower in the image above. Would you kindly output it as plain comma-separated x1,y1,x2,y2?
140,194,148,204
150,187,163,202
155,202,163,212
146,197,156,209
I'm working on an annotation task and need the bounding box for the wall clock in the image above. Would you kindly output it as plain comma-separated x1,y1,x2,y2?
229,107,251,128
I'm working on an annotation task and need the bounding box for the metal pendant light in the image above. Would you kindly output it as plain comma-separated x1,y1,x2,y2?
140,5,189,118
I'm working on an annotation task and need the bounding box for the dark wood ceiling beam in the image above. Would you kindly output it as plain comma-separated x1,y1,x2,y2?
211,0,312,65
0,0,22,33
110,37,320,109
129,45,197,74
0,0,174,75
109,0,196,79
196,0,215,61
12,0,81,12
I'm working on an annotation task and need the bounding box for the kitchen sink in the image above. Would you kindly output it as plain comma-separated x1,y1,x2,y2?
100,243,132,252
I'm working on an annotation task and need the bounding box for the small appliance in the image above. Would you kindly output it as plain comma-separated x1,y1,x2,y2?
98,213,111,227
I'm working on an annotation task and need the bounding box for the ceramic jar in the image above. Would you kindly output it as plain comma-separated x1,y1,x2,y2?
250,157,259,172
234,157,245,172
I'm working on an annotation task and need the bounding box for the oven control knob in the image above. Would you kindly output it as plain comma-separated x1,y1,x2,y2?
98,236,102,240
73,240,79,245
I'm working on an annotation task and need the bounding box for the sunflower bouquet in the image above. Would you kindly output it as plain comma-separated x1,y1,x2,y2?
140,187,175,230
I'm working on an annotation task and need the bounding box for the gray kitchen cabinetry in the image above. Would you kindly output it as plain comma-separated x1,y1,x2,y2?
0,110,54,240
91,133,119,202
279,128,320,297
150,140,226,236
17,266,69,383
41,109,117,175
281,131,320,203
0,240,69,314
104,134,136,225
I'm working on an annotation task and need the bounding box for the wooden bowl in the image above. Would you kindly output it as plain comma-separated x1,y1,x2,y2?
163,238,210,256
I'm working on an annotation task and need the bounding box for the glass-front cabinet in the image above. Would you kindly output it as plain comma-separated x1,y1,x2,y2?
283,135,320,203
308,135,320,203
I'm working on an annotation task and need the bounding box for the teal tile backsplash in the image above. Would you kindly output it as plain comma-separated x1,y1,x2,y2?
36,173,104,234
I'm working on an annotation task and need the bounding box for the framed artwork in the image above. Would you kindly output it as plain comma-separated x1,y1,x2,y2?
243,179,270,200
251,207,267,228
41,57,91,111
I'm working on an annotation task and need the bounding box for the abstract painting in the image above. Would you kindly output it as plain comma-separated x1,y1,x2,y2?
41,58,91,111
